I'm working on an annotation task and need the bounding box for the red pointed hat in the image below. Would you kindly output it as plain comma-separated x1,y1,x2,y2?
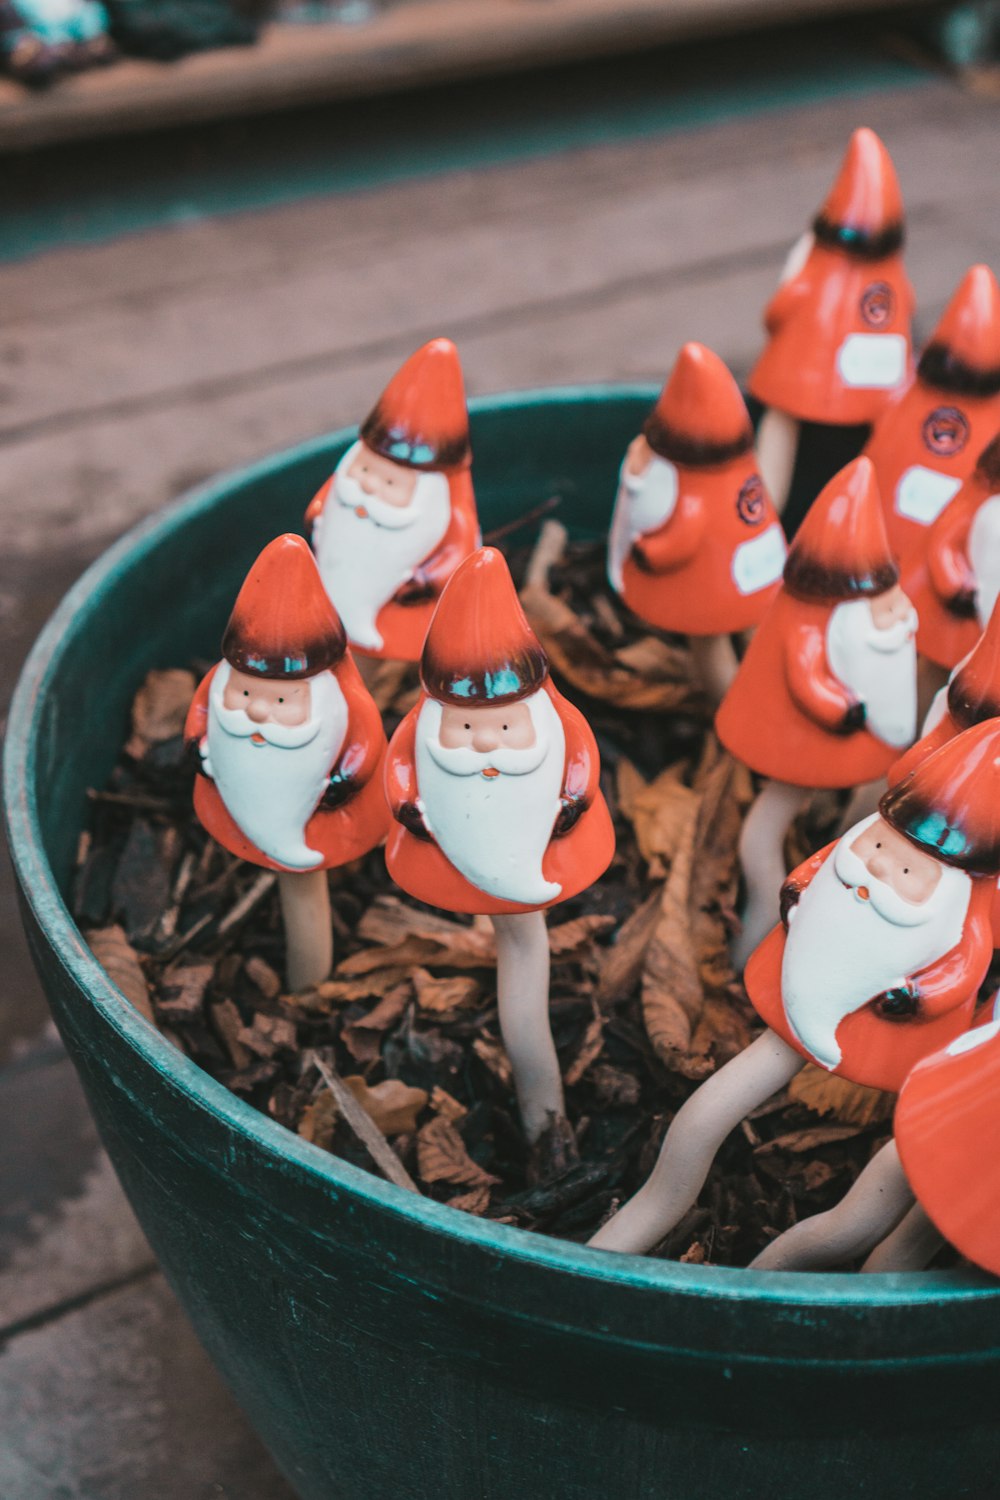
643,342,753,467
880,718,1000,875
783,456,898,602
360,337,471,473
222,534,347,679
813,127,904,259
421,546,548,706
947,597,1000,730
918,265,1000,396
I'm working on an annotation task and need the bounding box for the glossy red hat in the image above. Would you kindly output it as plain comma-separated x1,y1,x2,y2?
360,337,471,472
814,127,904,256
222,534,347,679
421,546,548,706
896,1014,1000,1276
917,264,1000,396
947,596,1000,730
643,341,753,466
783,456,898,601
880,717,1000,875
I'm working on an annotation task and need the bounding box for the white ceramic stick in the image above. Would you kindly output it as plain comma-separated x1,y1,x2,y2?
589,1030,803,1255
278,868,334,992
732,779,807,971
491,909,562,1143
756,408,800,517
690,633,739,707
861,1201,945,1273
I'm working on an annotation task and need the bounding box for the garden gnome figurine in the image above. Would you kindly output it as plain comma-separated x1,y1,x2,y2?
185,535,390,991
607,341,787,703
865,265,1000,571
716,456,918,967
749,127,913,514
905,433,1000,672
306,338,480,659
591,720,1000,1257
384,546,615,1157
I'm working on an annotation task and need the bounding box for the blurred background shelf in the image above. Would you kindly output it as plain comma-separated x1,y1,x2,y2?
0,0,943,151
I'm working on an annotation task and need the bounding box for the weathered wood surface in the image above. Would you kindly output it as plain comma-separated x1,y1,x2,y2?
0,0,927,152
2,72,1000,1498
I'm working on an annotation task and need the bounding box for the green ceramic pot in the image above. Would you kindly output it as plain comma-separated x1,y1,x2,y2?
6,388,999,1500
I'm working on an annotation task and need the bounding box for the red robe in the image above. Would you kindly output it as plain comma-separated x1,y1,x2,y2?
185,657,390,872
384,681,615,915
904,479,989,670
864,380,1000,573
746,842,995,1092
714,591,902,788
749,243,914,427
620,462,785,636
305,469,479,661
896,1011,1000,1275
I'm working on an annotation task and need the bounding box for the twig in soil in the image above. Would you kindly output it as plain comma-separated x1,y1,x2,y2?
523,518,569,592
312,1055,420,1194
217,871,277,937
155,850,197,944
482,494,561,547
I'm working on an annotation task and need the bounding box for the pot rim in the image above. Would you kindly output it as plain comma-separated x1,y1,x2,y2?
5,382,994,1309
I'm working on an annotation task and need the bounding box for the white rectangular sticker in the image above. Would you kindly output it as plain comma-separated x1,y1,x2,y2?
732,522,787,596
835,332,907,390
895,465,963,526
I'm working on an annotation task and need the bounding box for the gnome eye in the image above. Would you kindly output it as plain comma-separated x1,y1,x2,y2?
502,724,508,731
278,697,284,704
243,690,249,697
875,842,881,849
464,723,470,730
903,867,909,875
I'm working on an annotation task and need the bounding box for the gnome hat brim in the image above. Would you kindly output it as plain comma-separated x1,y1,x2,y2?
643,341,754,467
420,546,548,706
880,718,1000,875
361,337,471,473
782,455,898,602
812,126,905,261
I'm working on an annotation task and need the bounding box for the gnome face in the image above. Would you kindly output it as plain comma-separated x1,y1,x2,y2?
314,439,452,651
206,661,347,870
607,436,678,592
414,690,565,906
781,813,971,1070
825,583,918,748
967,491,1000,629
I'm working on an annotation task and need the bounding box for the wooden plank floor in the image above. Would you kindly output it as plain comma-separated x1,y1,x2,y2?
2,62,999,1497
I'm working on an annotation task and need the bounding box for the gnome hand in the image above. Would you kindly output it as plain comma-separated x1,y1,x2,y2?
552,794,585,838
188,737,213,780
945,584,978,621
839,699,867,734
873,983,919,1020
629,539,656,575
779,879,803,929
320,772,355,810
394,570,438,606
397,799,434,841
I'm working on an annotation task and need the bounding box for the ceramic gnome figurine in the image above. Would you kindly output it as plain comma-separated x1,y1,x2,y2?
607,341,787,703
904,432,1000,673
748,127,913,516
384,546,615,1158
865,265,1000,571
185,535,390,991
306,338,480,659
591,721,1000,1257
716,456,918,967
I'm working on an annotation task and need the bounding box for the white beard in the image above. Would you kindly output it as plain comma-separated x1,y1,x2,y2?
414,689,566,906
607,453,679,593
205,662,347,870
826,597,918,748
312,440,451,651
967,493,1000,630
781,814,970,1070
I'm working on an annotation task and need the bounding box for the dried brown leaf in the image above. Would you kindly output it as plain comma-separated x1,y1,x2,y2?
245,955,281,1000
641,793,708,1077
238,1013,298,1058
590,1062,641,1108
155,961,214,1022
298,1089,338,1150
416,1115,500,1189
564,1005,605,1087
594,888,662,1008
413,969,481,1013
87,925,155,1024
125,668,196,757
430,1086,468,1123
547,913,616,958
445,1184,493,1215
788,1066,896,1128
472,1035,513,1088
629,767,700,877
757,1123,868,1155
210,998,251,1068
342,981,412,1063
343,1076,429,1136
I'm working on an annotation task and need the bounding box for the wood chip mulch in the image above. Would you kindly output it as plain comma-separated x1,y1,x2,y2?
73,525,908,1266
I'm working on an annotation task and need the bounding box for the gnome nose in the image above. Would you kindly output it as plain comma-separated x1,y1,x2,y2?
473,728,499,753
247,698,271,724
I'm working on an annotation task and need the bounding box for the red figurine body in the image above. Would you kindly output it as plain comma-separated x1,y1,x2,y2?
895,1001,1000,1276
384,546,614,1151
904,433,1000,670
185,535,390,988
716,456,917,787
608,341,786,639
749,128,914,512
306,338,480,660
592,722,1000,1258
864,265,1000,571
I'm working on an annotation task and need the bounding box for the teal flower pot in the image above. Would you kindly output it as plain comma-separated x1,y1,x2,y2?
5,387,999,1500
